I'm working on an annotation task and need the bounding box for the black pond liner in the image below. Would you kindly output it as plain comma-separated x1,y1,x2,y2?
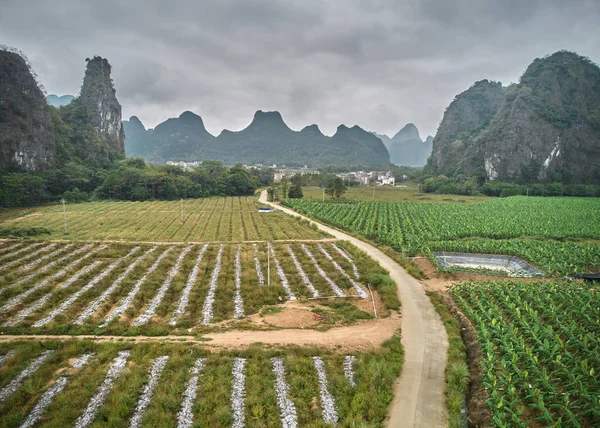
433,252,545,278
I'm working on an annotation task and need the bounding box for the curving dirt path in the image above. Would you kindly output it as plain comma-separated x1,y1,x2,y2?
0,316,400,351
259,191,448,427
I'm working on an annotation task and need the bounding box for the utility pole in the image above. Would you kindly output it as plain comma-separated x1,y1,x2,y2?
267,242,271,286
180,198,183,222
372,186,375,200
61,198,67,234
322,187,325,201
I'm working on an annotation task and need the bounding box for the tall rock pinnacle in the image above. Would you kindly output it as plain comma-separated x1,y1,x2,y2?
80,56,125,152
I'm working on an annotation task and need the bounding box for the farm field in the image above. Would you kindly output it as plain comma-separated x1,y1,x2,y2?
450,280,600,427
0,338,403,427
0,197,327,242
0,240,392,336
302,184,493,203
285,196,600,275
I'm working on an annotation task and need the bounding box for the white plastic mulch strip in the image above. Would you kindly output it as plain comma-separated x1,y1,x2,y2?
101,247,173,327
74,350,130,428
286,244,319,298
0,242,25,256
233,245,245,319
344,355,357,387
0,350,54,404
231,358,247,428
176,358,206,428
313,357,339,424
332,244,360,279
128,355,169,428
17,244,75,273
0,349,15,366
252,243,265,286
170,244,208,326
201,244,224,325
34,247,141,327
4,261,103,327
134,245,193,326
5,243,95,292
271,357,298,428
0,242,43,263
75,247,158,325
0,246,101,314
19,353,94,428
0,243,58,272
318,244,368,298
301,244,346,297
269,244,296,301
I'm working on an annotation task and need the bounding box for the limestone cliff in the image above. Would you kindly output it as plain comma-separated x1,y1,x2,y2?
0,49,55,170
429,52,600,184
80,56,125,153
429,80,505,176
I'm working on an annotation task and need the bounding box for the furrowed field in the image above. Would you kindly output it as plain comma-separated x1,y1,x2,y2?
285,196,600,275
0,197,326,242
451,280,600,427
0,240,394,336
0,339,403,427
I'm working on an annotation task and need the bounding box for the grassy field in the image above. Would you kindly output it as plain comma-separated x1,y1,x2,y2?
0,197,327,242
285,196,600,275
0,338,403,427
0,241,396,336
302,183,493,203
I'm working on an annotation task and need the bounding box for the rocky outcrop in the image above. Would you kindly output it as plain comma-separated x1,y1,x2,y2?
126,110,390,166
375,123,433,166
429,51,600,184
429,80,505,175
392,123,421,143
80,56,125,153
0,49,55,171
122,116,150,158
371,132,393,149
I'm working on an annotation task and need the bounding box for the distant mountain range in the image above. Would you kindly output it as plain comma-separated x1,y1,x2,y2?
371,124,433,166
46,94,74,107
124,111,390,166
429,50,600,184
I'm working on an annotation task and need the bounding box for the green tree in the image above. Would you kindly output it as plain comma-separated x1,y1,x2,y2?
325,177,347,198
288,182,303,199
280,177,289,200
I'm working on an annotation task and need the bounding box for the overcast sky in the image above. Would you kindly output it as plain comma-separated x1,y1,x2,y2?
1,0,599,138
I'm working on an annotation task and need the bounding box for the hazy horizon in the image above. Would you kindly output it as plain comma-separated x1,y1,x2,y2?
1,0,599,138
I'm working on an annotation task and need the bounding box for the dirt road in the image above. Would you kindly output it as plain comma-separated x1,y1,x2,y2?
0,316,400,351
259,191,448,427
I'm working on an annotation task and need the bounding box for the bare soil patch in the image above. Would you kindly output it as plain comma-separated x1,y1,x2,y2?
257,303,320,328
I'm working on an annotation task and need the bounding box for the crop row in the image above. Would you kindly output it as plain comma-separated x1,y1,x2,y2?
285,197,600,275
0,339,403,427
1,196,327,242
0,241,378,334
451,280,600,427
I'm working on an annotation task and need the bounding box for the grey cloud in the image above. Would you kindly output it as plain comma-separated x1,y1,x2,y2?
0,0,599,138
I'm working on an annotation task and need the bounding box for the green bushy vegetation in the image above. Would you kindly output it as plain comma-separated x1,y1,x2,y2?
450,280,600,427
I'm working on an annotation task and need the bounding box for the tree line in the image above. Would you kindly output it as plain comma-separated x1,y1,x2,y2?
0,159,273,207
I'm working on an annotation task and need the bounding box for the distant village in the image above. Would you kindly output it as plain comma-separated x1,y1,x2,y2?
166,161,400,186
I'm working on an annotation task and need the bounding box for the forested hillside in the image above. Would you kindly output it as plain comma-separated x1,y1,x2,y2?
124,110,391,167
428,51,600,184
